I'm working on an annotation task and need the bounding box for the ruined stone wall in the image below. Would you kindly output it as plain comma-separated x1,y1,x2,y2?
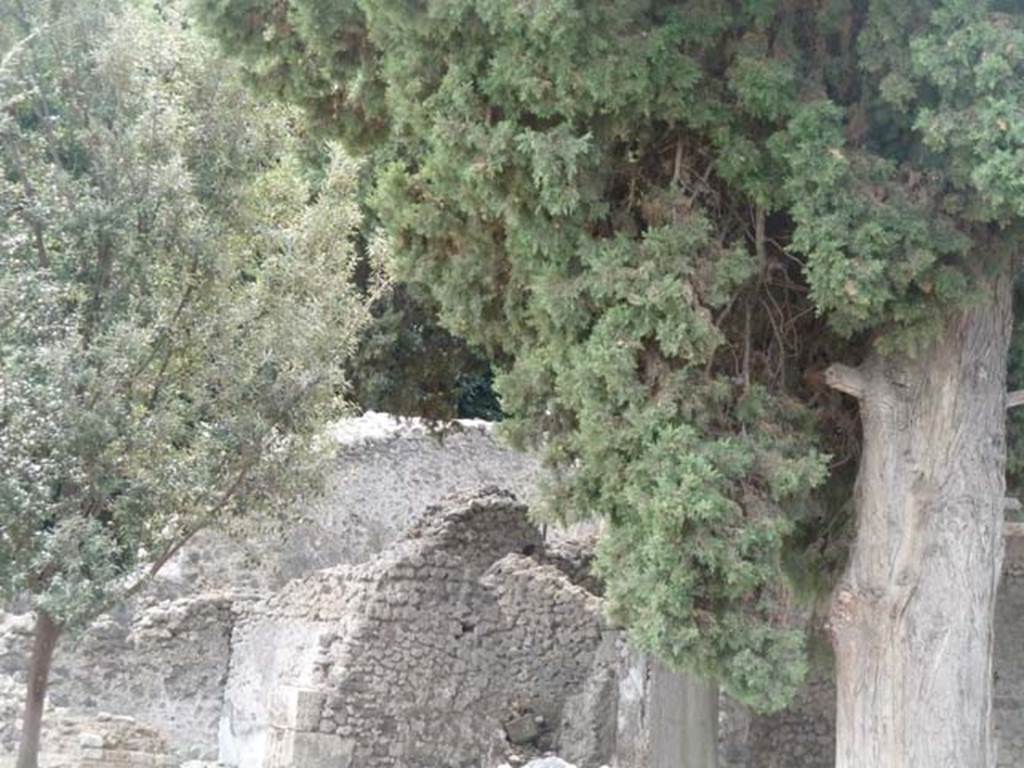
0,409,700,768
994,524,1024,766
718,675,834,768
0,711,178,768
161,413,545,593
220,489,618,768
0,592,236,762
0,414,544,765
56,594,234,760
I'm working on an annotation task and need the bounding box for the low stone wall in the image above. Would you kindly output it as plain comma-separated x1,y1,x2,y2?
0,711,177,768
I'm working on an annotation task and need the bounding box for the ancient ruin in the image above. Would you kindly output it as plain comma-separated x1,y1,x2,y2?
2,413,1023,767
0,415,545,765
222,489,616,767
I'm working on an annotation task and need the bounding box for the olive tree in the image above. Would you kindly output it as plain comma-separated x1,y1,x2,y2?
0,2,378,764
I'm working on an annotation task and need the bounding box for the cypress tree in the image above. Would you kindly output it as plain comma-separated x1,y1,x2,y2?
196,1,1024,763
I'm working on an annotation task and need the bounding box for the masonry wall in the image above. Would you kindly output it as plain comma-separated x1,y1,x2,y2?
160,414,545,593
994,525,1024,766
220,490,618,768
0,414,544,765
0,711,178,768
2,413,1023,768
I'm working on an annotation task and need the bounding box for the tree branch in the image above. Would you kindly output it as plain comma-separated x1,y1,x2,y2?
5,138,50,269
825,364,867,400
1007,391,1024,410
0,29,40,78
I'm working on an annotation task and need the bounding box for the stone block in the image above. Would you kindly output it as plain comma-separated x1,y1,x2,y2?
504,714,539,746
78,732,104,748
264,726,354,768
278,687,326,732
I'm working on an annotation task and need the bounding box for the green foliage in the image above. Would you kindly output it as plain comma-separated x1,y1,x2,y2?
0,0,374,627
347,282,500,421
198,0,1024,710
189,0,388,148
283,138,494,422
777,101,973,346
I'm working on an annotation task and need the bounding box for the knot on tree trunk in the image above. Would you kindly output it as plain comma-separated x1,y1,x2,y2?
824,364,867,400
826,587,859,644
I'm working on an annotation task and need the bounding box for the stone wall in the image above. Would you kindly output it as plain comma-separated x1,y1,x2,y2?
0,414,544,765
0,581,241,763
0,710,178,768
718,675,834,768
160,413,545,594
58,594,234,760
994,524,1024,765
219,489,618,768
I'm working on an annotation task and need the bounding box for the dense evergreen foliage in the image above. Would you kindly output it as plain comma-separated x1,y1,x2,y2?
349,282,501,421
0,0,375,629
195,0,1024,712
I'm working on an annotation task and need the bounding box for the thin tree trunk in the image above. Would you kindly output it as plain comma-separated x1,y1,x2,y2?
827,266,1013,768
15,609,61,768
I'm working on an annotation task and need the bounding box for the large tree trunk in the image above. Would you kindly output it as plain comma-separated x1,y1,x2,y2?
15,610,60,768
826,267,1013,768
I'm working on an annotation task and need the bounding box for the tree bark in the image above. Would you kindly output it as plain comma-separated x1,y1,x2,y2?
829,267,1013,768
15,609,61,768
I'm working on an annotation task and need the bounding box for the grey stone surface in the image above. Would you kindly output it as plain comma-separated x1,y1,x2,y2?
160,413,545,595
0,593,234,762
0,710,177,768
994,523,1024,767
505,715,540,746
613,645,719,768
220,489,617,768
